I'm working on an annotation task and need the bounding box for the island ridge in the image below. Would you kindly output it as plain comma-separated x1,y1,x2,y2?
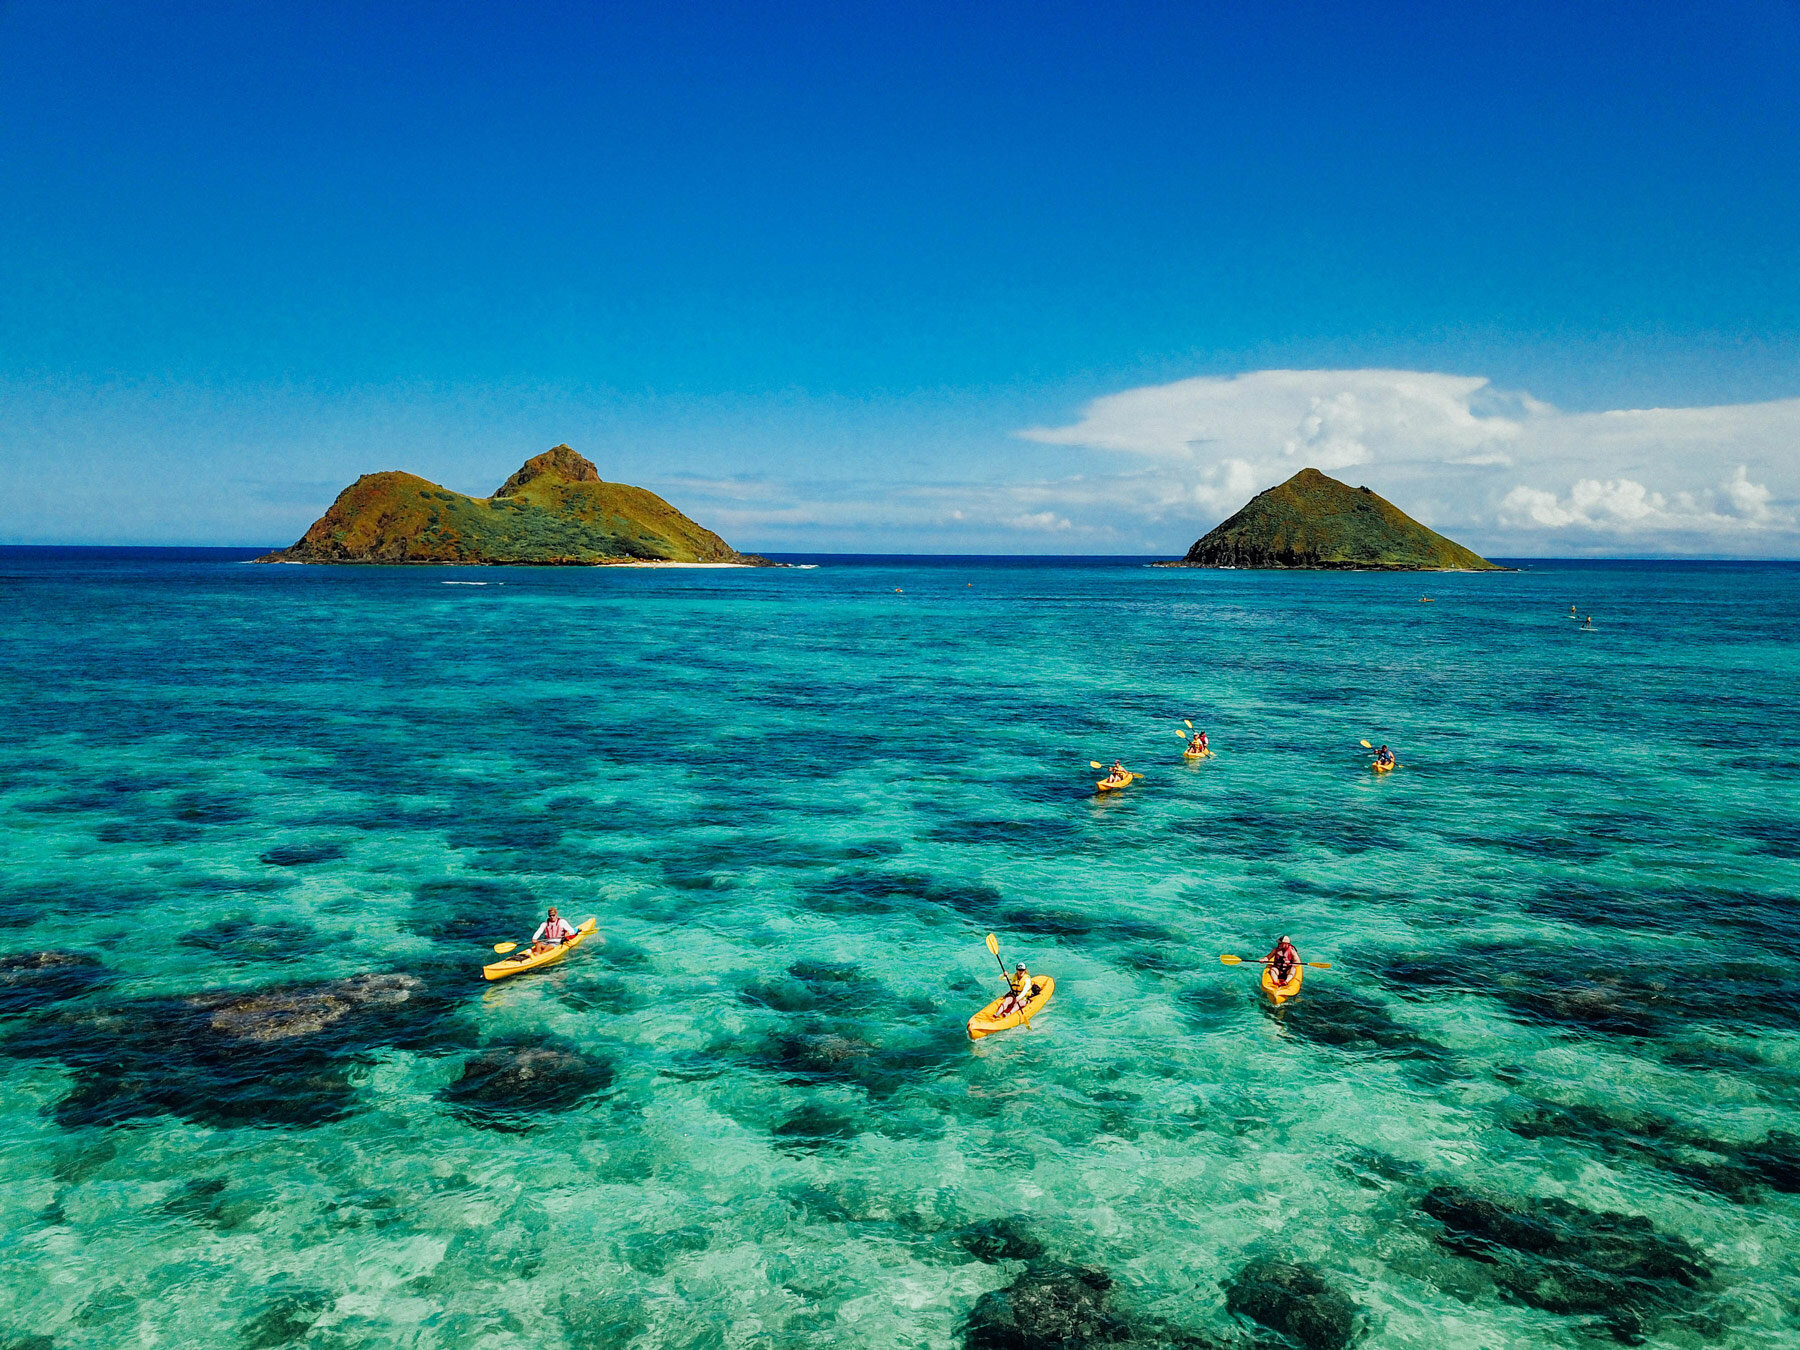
257,445,773,566
1160,467,1503,570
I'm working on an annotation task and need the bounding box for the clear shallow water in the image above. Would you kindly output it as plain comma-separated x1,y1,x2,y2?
1,548,1798,1349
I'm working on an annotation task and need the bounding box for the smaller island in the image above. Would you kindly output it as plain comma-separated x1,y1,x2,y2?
257,445,775,566
1158,468,1503,571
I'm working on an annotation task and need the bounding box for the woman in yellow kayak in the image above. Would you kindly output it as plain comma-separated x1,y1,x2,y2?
1102,760,1130,786
995,962,1034,1017
1186,730,1208,755
528,906,579,955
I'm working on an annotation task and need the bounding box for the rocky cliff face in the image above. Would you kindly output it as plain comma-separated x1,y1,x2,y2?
1162,468,1502,570
257,446,772,566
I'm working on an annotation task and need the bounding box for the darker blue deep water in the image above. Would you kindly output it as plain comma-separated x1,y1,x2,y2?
1,549,1797,1347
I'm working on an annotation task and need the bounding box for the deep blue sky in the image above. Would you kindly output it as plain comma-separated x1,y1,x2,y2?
3,1,1798,551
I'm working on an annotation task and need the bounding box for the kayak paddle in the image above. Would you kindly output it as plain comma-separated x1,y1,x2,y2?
1360,739,1372,748
1219,954,1333,970
984,931,1008,979
492,941,519,954
1184,719,1193,729
1089,761,1144,774
985,932,1036,1031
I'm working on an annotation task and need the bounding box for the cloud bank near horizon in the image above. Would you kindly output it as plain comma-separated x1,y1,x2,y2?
5,368,1797,555
1012,369,1800,556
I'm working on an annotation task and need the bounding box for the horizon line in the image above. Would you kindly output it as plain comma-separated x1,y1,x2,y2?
5,544,1800,565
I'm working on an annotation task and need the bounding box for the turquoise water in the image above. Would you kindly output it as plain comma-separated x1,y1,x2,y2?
2,548,1798,1349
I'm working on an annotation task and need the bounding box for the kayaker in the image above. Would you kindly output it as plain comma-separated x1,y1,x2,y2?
997,962,1033,1016
1374,745,1395,767
1187,731,1208,755
1263,936,1300,984
529,906,578,955
1104,760,1130,785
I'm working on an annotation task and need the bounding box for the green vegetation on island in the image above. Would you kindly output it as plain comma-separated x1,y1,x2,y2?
257,445,772,566
1160,467,1503,570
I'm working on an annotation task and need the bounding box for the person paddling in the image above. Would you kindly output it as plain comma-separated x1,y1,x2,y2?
1103,760,1130,786
529,906,578,955
1374,744,1395,768
996,962,1034,1017
1263,936,1300,985
1187,730,1208,755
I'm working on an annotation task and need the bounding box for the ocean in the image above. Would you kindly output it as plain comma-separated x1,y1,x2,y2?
1,547,1797,1348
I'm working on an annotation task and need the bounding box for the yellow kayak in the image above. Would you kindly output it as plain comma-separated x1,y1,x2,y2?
1183,749,1213,760
1372,760,1396,772
1096,773,1139,791
968,975,1054,1038
482,917,597,981
1261,964,1303,1004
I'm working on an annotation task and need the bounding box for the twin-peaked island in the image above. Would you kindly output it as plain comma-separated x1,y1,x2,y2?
261,447,1498,571
258,445,771,566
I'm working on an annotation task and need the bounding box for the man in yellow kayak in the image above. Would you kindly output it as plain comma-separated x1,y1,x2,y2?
1187,730,1209,755
528,906,579,955
1374,745,1395,768
996,962,1033,1016
1102,760,1130,786
1263,936,1300,985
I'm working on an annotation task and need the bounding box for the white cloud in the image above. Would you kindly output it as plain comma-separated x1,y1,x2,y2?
1018,370,1800,555
1006,511,1074,532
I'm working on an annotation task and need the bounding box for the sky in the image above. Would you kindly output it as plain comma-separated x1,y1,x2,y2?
2,0,1798,555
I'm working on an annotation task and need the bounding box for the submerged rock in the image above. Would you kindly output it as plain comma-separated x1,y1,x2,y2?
1376,941,1800,1040
955,1217,1046,1264
0,951,109,1014
1274,986,1447,1063
1499,1097,1797,1203
764,1030,874,1079
801,868,1001,922
2,970,456,1128
965,1265,1127,1350
1420,1185,1711,1341
440,1039,615,1130
1737,1131,1800,1192
746,1021,962,1101
195,973,425,1043
238,1292,329,1349
258,840,348,867
770,1102,860,1153
176,919,323,963
1224,1257,1357,1350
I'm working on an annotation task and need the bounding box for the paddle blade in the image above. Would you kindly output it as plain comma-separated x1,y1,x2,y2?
1360,739,1373,748
986,932,1000,956
1185,719,1193,729
1308,962,1332,970
1219,954,1243,964
1090,760,1104,769
492,942,518,954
